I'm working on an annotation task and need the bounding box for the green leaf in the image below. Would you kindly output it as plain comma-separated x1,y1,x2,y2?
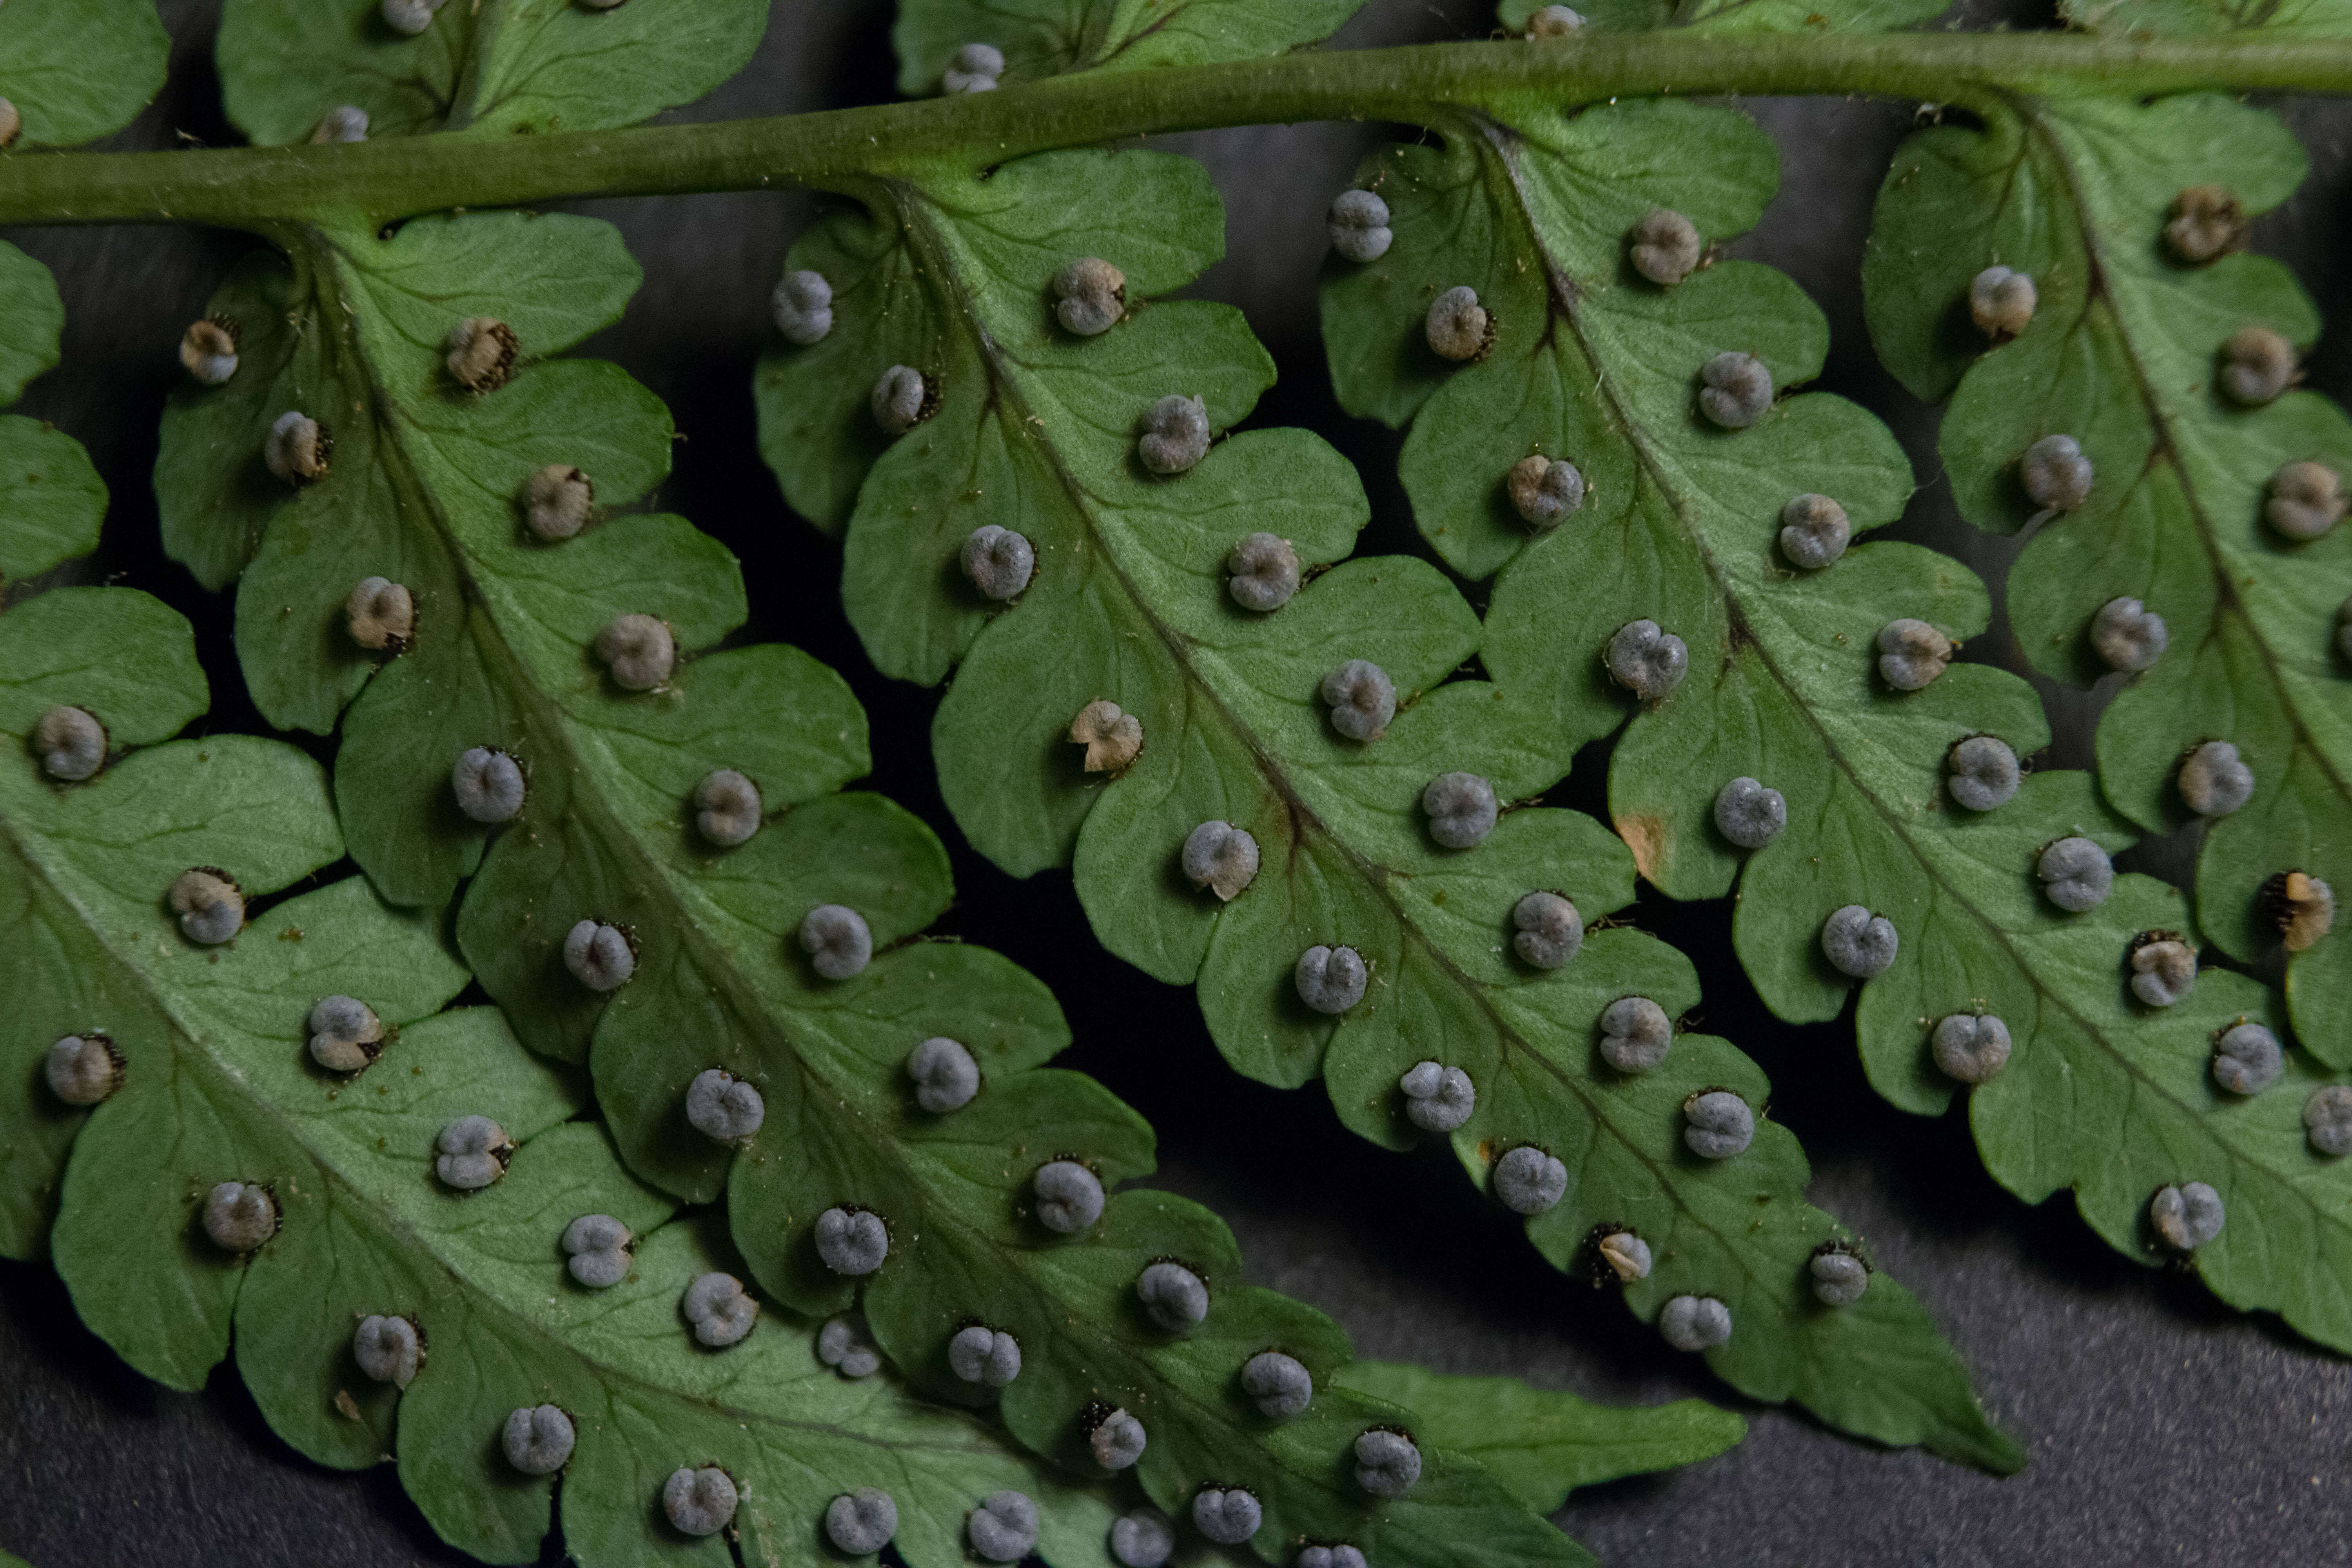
0,595,1198,1568
0,240,64,406
0,241,106,587
216,0,770,148
765,131,2012,1470
44,969,1147,1566
2,737,346,1268
1864,94,2352,1063
0,417,107,588
757,148,1246,544
1322,99,2048,1466
0,585,207,755
156,184,1601,1563
0,586,212,1256
0,0,170,149
891,0,1371,96
1319,89,2352,1361
2058,0,2352,36
1496,0,1951,29
1931,874,2352,1354
1332,1361,1744,1512
156,212,646,594
1321,100,1786,581
153,211,703,915
603,918,1593,1567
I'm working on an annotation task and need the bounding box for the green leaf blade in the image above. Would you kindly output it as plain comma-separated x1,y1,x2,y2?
138,183,1612,1555
217,0,767,148
2058,0,2352,36
42,868,461,1387
0,240,65,407
1326,98,2037,1461
891,0,1372,95
0,0,169,149
786,123,2011,1465
1324,101,1789,581
1864,91,2352,1060
1333,1360,1743,1512
0,586,206,746
0,410,107,586
4,679,1167,1568
1496,0,1952,31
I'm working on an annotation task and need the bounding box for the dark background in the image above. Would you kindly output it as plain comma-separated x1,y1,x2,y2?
7,3,2352,1564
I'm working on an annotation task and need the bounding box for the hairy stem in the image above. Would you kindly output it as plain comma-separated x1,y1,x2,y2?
5,34,2352,228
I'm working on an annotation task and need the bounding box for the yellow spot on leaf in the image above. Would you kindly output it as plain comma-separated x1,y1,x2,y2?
1617,813,1666,880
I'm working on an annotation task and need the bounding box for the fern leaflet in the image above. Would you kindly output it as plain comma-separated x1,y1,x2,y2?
1866,78,2350,1068
754,103,2014,1469
0,0,168,151
891,0,1372,98
1318,76,2352,1352
0,609,1140,1563
1331,1361,1744,1512
0,243,107,590
149,30,1610,1557
214,0,769,147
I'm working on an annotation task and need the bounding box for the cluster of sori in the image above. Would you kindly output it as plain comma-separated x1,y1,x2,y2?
28,3,2352,1562
755,183,1920,1373
1321,182,2334,1254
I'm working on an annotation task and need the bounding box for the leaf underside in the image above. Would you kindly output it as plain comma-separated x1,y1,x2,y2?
152,38,1611,1564
0,0,170,150
1305,71,2352,1357
215,0,770,148
1494,0,1948,33
753,106,2015,1466
0,241,107,587
1867,90,2351,1062
889,0,1372,98
1856,85,2352,1346
0,619,1142,1564
1333,1360,1745,1514
2058,0,2352,35
11,580,1734,1568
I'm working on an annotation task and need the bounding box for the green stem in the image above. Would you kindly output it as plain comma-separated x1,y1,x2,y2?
5,33,2352,228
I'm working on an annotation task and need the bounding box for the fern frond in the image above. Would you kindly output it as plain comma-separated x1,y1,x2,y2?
890,0,1371,98
751,111,2015,1465
1865,87,2351,1067
10,579,1739,1563
1331,1361,1744,1513
215,0,769,147
0,632,1141,1562
605,905,1599,1568
1,586,209,1255
2057,0,2352,33
155,209,702,922
147,70,1609,1559
0,242,106,587
1495,0,1948,31
0,0,169,151
1321,88,2352,1352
